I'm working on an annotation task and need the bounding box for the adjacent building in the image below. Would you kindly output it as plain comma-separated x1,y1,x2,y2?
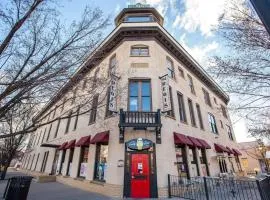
22,4,243,198
239,141,269,175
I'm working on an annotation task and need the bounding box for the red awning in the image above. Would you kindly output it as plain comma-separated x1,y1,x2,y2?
76,136,91,147
197,139,211,149
226,147,234,155
232,148,242,156
90,131,110,144
174,132,193,146
187,136,203,148
65,140,76,149
58,142,68,150
214,143,229,153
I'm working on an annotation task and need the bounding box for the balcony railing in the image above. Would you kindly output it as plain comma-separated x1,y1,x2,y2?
119,109,161,127
118,109,162,144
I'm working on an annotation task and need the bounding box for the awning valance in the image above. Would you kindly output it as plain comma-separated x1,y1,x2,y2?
174,132,193,146
58,142,68,150
214,143,229,153
76,136,91,147
90,131,110,144
232,148,242,156
187,136,203,148
65,140,76,149
197,139,211,149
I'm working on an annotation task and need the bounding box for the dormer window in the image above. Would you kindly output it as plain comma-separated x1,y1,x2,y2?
124,15,154,23
130,45,149,56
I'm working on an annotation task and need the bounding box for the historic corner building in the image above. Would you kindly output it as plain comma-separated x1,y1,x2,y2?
22,4,243,198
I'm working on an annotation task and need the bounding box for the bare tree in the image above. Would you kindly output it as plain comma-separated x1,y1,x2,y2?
0,102,33,179
209,1,270,135
0,0,109,120
0,0,110,178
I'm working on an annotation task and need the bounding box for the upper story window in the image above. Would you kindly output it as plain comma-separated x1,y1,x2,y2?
187,75,195,94
108,55,116,76
130,45,149,56
129,80,151,111
221,105,228,118
208,113,218,134
166,57,175,79
124,15,154,23
177,92,187,122
202,88,212,107
188,98,196,127
178,66,185,78
226,125,234,141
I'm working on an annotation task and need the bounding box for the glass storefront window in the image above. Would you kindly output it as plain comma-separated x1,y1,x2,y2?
200,149,206,164
94,144,108,181
189,148,196,164
175,146,188,177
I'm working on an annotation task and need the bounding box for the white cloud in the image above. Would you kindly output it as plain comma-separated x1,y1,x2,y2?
174,0,226,36
114,4,121,14
179,34,219,66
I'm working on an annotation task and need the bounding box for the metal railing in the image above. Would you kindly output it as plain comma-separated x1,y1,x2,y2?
119,109,161,127
168,174,270,200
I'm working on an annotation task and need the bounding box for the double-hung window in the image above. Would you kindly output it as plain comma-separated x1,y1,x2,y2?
196,103,204,130
108,55,116,76
177,92,187,122
187,75,195,94
226,125,234,140
203,88,212,107
129,80,151,111
208,113,218,134
167,58,175,79
89,94,99,124
221,105,228,118
188,99,196,127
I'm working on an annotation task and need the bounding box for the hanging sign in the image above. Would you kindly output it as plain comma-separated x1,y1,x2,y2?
108,74,118,112
160,74,171,112
127,138,153,151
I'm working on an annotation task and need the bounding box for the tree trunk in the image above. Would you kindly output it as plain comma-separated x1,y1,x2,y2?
0,156,13,180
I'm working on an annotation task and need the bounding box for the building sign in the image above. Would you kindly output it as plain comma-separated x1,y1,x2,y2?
127,138,153,151
128,3,150,8
160,74,171,112
108,74,118,112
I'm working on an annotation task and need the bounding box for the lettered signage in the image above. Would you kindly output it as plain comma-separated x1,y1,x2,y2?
108,74,118,112
160,74,171,112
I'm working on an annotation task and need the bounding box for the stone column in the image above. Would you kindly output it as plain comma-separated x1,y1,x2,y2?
195,148,202,176
62,149,70,176
70,147,81,178
185,145,192,178
86,144,96,180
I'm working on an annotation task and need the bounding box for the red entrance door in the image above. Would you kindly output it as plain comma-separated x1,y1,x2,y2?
130,154,150,198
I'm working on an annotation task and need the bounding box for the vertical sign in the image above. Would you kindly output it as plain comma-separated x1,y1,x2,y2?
108,74,118,112
160,74,171,112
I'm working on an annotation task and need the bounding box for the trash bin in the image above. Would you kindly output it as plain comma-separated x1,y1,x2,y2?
3,176,33,200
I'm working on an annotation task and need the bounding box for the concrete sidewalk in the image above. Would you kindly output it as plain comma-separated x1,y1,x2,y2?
0,172,113,200
0,171,184,199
